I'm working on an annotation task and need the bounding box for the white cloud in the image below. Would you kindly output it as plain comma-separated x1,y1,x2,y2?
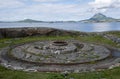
0,2,89,21
89,0,120,12
33,0,60,2
14,3,87,15
0,0,25,8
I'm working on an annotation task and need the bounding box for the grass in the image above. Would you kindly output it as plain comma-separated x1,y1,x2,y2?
0,36,72,48
106,31,120,37
0,35,117,48
76,35,118,47
0,65,120,79
0,35,120,79
68,67,120,79
0,66,50,79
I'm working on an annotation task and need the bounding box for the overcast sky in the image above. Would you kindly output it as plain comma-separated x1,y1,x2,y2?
0,0,120,21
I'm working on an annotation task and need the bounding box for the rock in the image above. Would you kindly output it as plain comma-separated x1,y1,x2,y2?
81,44,93,51
0,27,81,38
62,71,69,77
54,50,60,54
74,70,79,73
69,78,75,79
25,54,31,59
109,63,120,69
0,33,3,38
13,66,24,70
104,34,120,43
24,69,37,72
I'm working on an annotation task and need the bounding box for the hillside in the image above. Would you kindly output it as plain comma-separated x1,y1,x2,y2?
81,13,120,23
17,19,44,23
0,14,120,23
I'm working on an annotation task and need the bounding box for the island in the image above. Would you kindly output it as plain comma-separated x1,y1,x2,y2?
0,13,120,23
80,13,120,23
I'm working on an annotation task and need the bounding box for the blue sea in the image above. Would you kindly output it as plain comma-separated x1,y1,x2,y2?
0,22,120,32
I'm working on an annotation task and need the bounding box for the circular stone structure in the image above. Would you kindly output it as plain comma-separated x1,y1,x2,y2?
52,41,68,46
0,40,120,72
10,40,110,64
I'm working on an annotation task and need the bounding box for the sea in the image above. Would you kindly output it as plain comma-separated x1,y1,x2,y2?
0,22,120,32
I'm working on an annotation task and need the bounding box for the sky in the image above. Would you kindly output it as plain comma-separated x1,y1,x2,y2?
0,0,120,21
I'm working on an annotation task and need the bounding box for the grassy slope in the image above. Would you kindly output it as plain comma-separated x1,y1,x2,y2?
106,31,120,37
0,35,120,79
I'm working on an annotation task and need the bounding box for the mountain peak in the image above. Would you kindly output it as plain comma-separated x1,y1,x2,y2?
90,13,107,20
18,19,43,22
88,13,115,22
94,13,105,16
80,13,119,23
22,19,36,21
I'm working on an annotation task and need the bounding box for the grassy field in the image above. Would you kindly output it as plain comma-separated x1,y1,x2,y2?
0,35,120,79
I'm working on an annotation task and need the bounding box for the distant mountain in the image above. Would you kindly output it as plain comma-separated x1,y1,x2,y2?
16,19,77,23
17,19,44,23
81,13,120,23
116,19,120,21
0,14,120,23
0,21,6,23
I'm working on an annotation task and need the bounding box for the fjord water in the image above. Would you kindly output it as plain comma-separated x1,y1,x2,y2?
0,22,120,32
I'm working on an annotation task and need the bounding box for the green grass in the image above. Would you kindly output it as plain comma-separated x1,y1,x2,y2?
0,35,120,79
0,66,50,79
11,36,72,45
76,35,118,47
0,36,72,48
68,67,120,79
0,65,120,79
106,31,120,37
0,35,117,48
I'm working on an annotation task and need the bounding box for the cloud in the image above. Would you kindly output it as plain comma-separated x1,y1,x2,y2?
16,3,80,14
33,0,59,2
0,0,25,8
1,0,119,21
89,0,120,12
0,2,89,21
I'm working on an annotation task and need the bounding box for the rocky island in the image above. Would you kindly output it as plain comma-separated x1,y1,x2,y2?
80,13,120,23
